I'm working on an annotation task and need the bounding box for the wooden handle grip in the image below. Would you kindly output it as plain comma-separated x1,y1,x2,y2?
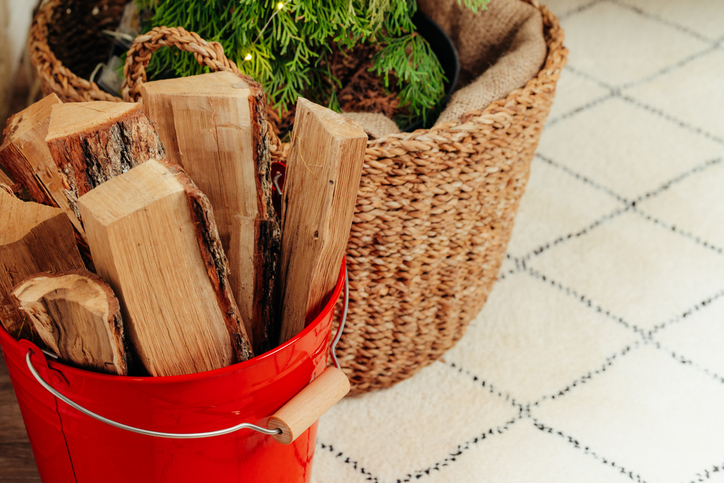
268,366,350,444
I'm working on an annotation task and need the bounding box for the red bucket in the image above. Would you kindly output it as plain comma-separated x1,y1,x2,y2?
0,262,348,483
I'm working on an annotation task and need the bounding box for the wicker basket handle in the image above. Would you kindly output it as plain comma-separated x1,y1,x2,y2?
122,26,250,102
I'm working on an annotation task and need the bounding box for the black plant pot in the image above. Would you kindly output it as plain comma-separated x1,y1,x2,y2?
402,12,461,132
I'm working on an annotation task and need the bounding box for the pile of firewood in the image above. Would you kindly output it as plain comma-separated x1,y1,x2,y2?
0,72,367,377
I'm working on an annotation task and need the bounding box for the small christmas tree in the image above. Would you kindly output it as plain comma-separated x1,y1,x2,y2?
137,0,489,127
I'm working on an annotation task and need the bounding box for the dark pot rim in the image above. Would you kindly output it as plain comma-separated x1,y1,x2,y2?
401,11,461,132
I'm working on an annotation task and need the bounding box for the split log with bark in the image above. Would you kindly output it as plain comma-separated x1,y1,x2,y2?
45,101,165,222
78,159,252,377
141,71,280,355
0,94,80,230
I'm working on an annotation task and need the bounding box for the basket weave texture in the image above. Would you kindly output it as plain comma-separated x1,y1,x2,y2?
28,0,567,395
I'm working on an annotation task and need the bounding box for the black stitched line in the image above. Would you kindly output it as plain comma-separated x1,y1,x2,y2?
565,65,616,91
681,460,724,483
531,342,643,407
633,158,723,204
619,46,719,91
519,155,724,264
651,340,724,386
559,0,607,20
648,289,724,336
393,417,520,483
535,153,630,203
497,267,519,281
446,361,525,412
531,418,649,483
631,208,724,256
524,266,647,336
318,417,521,483
499,254,527,279
545,92,616,128
517,157,724,263
564,68,724,149
316,442,381,483
619,94,724,147
519,206,629,262
608,0,720,45
563,41,719,116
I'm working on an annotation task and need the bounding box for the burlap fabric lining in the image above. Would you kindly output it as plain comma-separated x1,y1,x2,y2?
344,0,547,138
28,0,567,395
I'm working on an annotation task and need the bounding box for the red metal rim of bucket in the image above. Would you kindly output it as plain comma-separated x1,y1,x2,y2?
0,259,347,382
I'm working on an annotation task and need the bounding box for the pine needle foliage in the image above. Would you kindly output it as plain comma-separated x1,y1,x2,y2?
136,0,489,125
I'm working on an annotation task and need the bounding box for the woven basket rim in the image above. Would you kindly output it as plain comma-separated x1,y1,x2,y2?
367,1,566,147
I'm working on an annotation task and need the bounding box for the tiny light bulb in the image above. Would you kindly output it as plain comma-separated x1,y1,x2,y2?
244,53,252,61
277,2,284,9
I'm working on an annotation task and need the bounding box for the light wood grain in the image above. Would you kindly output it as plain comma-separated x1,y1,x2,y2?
141,71,280,355
0,94,81,232
78,159,252,376
45,101,165,223
277,98,367,343
0,167,13,187
10,270,129,375
0,190,85,339
268,367,350,444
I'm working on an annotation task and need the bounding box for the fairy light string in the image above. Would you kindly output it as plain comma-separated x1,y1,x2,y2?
243,0,291,63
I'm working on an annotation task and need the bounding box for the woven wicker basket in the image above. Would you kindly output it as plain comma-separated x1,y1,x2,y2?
29,0,567,395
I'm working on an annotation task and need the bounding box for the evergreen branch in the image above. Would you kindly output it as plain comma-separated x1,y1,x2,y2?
136,0,486,126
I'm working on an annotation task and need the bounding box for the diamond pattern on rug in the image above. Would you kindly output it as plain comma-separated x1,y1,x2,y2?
546,67,610,122
537,97,724,199
655,295,724,378
314,362,518,482
638,160,724,250
561,1,709,86
614,0,724,41
544,0,601,18
528,211,724,331
625,50,724,142
444,273,636,403
533,346,724,483
506,159,621,257
313,0,724,481
423,422,633,483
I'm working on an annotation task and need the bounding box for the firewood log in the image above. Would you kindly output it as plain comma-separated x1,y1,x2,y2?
0,94,81,231
141,71,280,354
11,270,129,375
0,190,85,338
277,98,367,344
45,101,164,222
78,159,253,376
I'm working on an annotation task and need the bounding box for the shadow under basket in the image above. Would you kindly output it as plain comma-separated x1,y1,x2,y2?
29,0,568,395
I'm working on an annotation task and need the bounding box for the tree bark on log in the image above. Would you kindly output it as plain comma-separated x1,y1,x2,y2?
45,101,165,223
141,72,280,354
78,159,252,377
0,94,81,230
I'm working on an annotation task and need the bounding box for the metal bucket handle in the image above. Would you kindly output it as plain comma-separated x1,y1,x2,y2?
25,264,351,445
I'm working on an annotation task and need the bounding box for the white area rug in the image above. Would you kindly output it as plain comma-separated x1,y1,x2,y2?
312,1,724,482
